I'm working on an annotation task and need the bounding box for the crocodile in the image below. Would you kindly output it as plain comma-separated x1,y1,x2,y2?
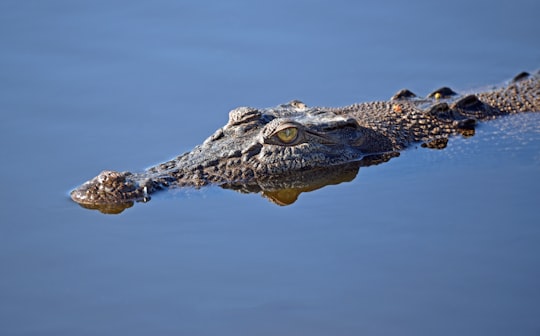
71,71,539,213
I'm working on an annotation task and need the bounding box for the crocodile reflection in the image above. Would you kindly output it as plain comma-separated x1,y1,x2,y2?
76,153,397,214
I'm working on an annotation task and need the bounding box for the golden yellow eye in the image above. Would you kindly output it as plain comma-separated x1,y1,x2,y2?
276,127,298,144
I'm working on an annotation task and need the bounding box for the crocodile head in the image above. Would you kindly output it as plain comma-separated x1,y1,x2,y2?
71,101,394,211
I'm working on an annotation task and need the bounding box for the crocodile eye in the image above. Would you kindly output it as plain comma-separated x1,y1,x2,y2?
276,127,298,144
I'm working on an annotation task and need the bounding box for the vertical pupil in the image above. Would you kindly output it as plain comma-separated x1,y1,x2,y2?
276,127,298,143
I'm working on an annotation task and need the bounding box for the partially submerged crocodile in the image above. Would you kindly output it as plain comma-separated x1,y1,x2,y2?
71,71,539,213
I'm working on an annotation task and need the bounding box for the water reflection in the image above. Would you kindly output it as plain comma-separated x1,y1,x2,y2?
75,153,398,214
223,153,398,206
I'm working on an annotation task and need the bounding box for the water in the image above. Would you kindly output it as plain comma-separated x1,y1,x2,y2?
1,0,540,335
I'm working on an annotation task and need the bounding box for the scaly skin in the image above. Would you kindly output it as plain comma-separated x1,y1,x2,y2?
71,71,539,212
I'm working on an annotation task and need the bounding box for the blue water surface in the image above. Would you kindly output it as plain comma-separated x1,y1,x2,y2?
1,0,539,335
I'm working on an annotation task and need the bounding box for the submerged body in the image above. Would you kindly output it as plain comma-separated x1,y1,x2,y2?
71,72,539,212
